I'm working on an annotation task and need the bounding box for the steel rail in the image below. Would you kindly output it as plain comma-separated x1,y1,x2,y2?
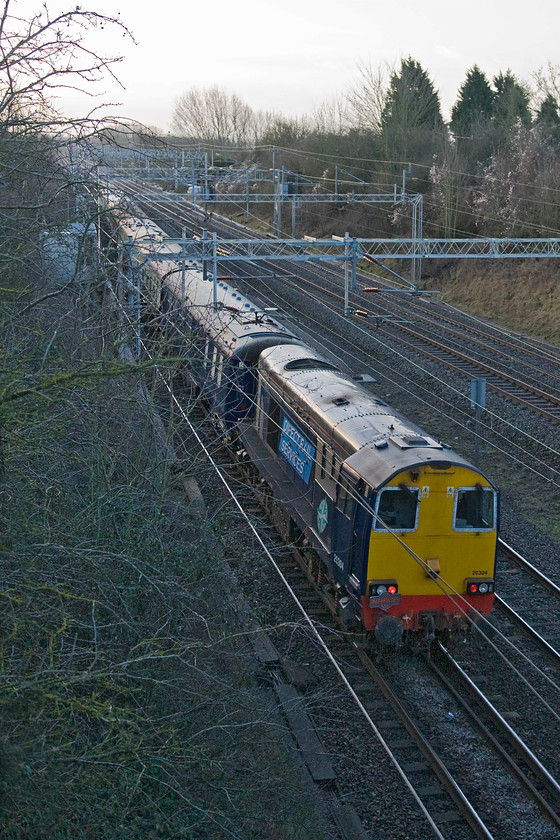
494,595,560,667
106,184,557,839
431,644,560,830
349,642,495,840
498,540,560,596
111,181,560,427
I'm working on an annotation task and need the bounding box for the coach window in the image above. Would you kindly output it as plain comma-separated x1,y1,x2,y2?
315,441,339,499
256,380,265,435
266,395,282,451
454,486,495,530
216,354,224,387
210,346,218,379
373,486,419,531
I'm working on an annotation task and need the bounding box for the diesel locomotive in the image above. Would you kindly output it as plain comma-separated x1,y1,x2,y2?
105,207,499,646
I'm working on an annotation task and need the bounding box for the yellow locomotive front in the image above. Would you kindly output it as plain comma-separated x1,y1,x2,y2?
363,461,498,643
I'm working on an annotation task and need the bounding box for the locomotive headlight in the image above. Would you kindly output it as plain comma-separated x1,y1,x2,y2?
466,578,494,595
369,580,399,597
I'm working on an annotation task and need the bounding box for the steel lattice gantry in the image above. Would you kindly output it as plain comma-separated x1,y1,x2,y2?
139,233,560,317
362,238,560,258
160,235,560,262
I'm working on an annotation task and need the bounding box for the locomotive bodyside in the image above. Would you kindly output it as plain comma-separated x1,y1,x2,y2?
248,344,498,643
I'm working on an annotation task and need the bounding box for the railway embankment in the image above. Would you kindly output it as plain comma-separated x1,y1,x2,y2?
0,261,330,839
422,259,560,344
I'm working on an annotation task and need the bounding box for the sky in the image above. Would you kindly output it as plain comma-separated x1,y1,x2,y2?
14,0,560,132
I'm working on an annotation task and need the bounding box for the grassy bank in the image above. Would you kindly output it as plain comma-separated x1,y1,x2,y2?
0,270,327,840
425,259,560,344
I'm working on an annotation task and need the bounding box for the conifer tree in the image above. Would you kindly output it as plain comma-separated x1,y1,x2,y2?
380,57,443,163
492,70,532,128
450,65,494,137
536,92,560,126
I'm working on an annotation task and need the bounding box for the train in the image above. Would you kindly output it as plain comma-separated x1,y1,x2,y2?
101,201,499,647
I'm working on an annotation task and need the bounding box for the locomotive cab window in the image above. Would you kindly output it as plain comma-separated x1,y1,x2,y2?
373,485,419,532
453,486,495,530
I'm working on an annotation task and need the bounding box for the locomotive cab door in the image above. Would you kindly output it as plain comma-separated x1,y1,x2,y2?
332,469,371,591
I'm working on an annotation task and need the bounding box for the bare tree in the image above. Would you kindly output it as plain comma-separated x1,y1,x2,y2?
311,95,351,134
251,106,288,142
172,85,256,144
532,61,560,105
429,142,471,237
346,59,392,132
0,0,132,134
0,1,136,332
473,121,560,236
0,7,332,838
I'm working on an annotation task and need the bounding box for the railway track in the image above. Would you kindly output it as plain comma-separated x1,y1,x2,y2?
289,252,560,395
447,537,560,821
380,296,560,388
104,185,557,840
494,595,560,668
429,644,560,831
114,179,560,427
495,539,560,654
499,539,560,593
159,368,560,840
237,446,560,840
112,175,560,643
150,367,488,839
366,321,560,423
233,469,505,840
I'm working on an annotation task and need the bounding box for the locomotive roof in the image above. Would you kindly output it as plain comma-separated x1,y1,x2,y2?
118,217,172,248
259,344,489,489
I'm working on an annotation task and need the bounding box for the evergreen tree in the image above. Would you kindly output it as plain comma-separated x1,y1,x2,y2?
492,70,532,128
381,57,443,132
450,65,494,137
380,57,444,166
536,92,560,126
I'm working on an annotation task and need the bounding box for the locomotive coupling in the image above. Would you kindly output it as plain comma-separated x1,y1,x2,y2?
374,615,404,647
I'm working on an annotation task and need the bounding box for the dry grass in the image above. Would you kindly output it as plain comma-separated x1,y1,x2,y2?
424,259,560,344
